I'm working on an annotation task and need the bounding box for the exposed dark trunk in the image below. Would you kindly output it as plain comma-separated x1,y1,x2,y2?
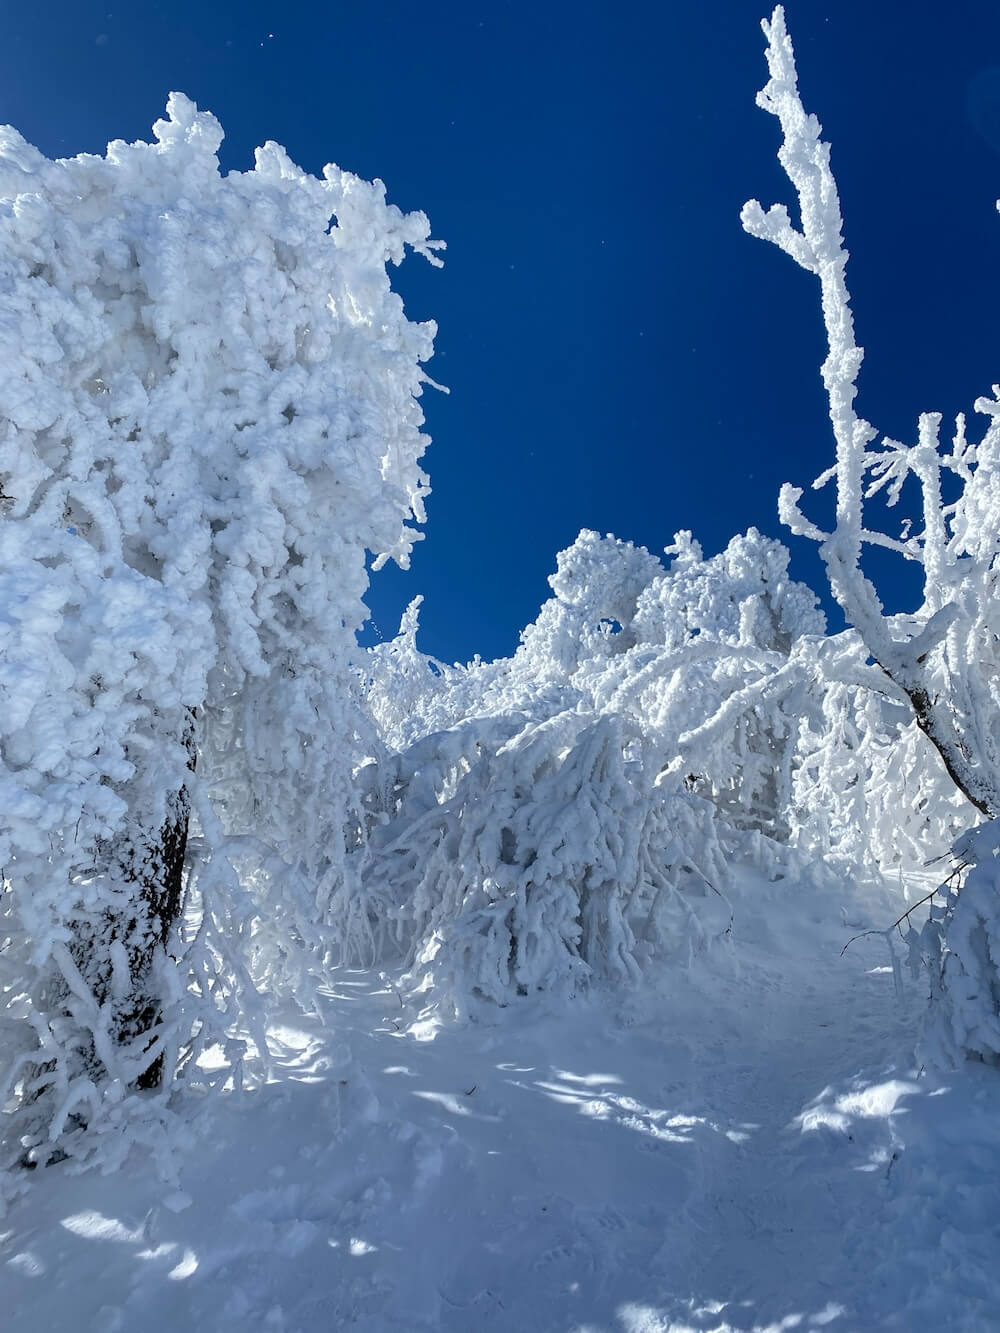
125,710,197,1089
73,709,198,1091
888,678,996,821
120,771,194,1090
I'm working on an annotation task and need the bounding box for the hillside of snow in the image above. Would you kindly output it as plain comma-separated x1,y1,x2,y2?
6,867,998,1333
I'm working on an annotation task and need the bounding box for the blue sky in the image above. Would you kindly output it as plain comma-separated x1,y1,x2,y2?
4,2,1000,663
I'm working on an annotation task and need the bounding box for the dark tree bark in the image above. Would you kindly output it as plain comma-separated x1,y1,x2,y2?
126,709,197,1089
73,710,198,1092
118,773,194,1090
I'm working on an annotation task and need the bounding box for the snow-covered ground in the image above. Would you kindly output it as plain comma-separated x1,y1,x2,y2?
5,869,1000,1332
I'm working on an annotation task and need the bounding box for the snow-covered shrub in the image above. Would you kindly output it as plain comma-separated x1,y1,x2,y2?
908,822,1000,1068
0,94,441,1176
354,526,837,1010
516,528,665,678
744,7,992,1055
346,707,730,1015
369,529,826,854
360,597,506,752
513,527,824,846
624,527,824,841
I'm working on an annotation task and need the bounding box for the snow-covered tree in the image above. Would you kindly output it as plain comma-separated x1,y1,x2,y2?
368,526,827,846
0,94,441,1174
352,526,836,1011
742,7,997,1061
625,527,824,843
742,6,998,824
346,703,732,1016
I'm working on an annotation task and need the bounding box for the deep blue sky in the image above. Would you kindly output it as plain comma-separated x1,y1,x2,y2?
4,2,1000,663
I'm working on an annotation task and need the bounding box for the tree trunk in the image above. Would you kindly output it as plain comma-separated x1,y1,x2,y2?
74,710,198,1091
884,676,997,821
119,773,194,1090
126,710,197,1089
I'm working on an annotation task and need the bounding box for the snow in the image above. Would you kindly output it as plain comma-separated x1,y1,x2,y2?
2,6,1000,1328
5,867,999,1331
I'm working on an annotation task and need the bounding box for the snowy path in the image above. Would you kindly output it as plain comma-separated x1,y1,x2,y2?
5,873,1000,1332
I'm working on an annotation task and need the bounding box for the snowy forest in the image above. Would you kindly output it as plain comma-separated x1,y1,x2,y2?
2,8,999,1331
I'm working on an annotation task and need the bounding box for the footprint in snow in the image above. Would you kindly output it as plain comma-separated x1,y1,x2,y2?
580,1205,628,1234
533,1241,588,1270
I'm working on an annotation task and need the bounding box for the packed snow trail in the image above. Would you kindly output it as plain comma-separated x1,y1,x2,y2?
4,871,1000,1331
